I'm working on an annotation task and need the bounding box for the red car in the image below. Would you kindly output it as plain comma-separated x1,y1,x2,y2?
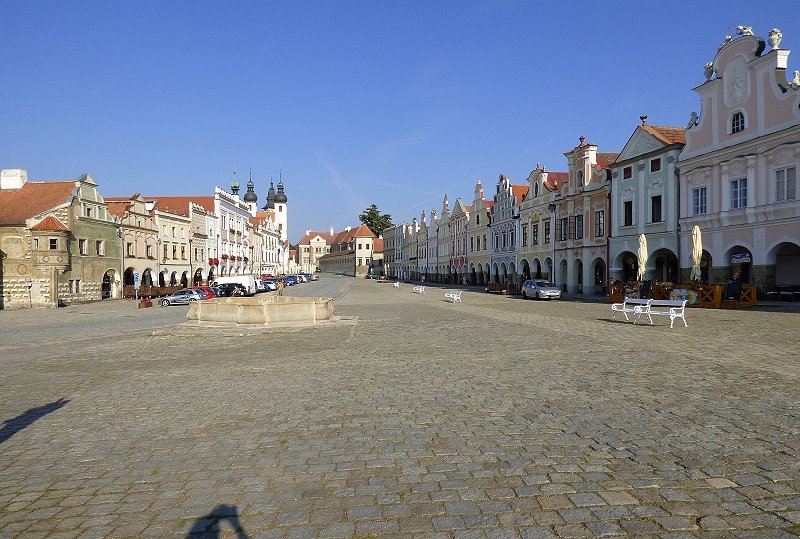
191,286,216,299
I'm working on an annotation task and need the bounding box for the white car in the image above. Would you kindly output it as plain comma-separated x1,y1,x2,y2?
521,279,561,300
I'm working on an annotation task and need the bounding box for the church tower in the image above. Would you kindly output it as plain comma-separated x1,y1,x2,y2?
273,179,288,242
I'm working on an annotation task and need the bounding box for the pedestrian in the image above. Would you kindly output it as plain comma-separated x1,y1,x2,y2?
277,280,285,296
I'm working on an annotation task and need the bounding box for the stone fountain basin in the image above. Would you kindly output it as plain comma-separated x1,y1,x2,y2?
187,295,334,327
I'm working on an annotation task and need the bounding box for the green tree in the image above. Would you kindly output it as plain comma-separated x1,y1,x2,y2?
359,204,393,237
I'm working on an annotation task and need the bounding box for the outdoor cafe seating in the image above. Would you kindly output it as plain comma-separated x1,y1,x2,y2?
609,279,756,308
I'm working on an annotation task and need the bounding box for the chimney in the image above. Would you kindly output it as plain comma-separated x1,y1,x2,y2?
1,169,28,190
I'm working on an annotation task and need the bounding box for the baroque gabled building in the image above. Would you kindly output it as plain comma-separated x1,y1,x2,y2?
450,196,470,285
678,26,800,290
558,137,618,294
0,170,121,308
488,174,528,289
609,118,685,284
518,164,567,285
466,179,492,286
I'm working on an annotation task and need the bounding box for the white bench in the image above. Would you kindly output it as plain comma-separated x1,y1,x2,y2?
635,299,688,328
611,297,648,322
413,285,425,294
444,290,462,303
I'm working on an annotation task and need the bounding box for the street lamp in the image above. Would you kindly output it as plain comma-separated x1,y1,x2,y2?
548,203,557,286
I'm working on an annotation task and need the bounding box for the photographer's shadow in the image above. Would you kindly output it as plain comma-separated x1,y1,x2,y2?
186,504,249,538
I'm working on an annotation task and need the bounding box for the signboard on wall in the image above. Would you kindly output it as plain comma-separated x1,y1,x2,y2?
731,253,751,263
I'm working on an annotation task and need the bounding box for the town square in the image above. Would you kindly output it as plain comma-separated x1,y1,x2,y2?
2,3,800,538
1,277,800,537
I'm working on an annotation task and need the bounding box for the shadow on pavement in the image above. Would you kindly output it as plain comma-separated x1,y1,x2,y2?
186,504,249,538
0,397,70,445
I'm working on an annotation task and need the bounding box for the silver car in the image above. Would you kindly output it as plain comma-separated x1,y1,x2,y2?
160,289,206,306
521,279,561,300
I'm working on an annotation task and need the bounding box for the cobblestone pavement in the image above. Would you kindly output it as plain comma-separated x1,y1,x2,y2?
1,276,800,538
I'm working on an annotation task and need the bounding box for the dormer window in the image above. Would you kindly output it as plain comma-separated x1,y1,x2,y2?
731,111,745,133
577,170,584,188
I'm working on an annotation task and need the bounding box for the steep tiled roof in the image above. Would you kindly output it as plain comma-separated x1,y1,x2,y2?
511,184,529,202
642,125,686,145
30,215,71,232
106,200,133,219
144,196,215,216
373,237,384,252
596,153,621,169
297,230,333,245
0,181,76,225
352,224,376,238
545,172,568,191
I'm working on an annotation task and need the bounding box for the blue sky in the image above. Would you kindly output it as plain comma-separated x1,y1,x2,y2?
2,2,799,244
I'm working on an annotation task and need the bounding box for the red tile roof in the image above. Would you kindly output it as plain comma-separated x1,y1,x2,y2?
511,184,529,202
30,215,71,232
144,196,215,216
373,237,384,251
641,125,686,145
545,172,568,191
0,181,76,225
596,153,621,169
297,230,334,245
106,200,133,219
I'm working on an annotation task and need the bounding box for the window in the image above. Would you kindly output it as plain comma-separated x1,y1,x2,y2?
521,224,528,246
575,215,583,239
577,170,584,188
357,257,362,266
532,224,539,245
50,238,58,250
650,158,661,172
692,187,707,215
731,178,747,209
560,217,569,241
79,239,87,255
75,280,80,293
623,166,632,179
127,242,133,256
731,111,745,133
623,201,633,227
96,240,104,256
85,206,92,217
68,280,74,293
172,245,178,259
33,238,39,251
544,221,551,243
163,244,168,260
482,235,487,250
651,195,662,223
181,246,186,260
594,210,605,237
470,237,474,252
776,166,797,201
146,244,153,258
476,215,480,226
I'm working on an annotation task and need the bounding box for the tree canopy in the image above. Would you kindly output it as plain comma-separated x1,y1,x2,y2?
359,204,392,237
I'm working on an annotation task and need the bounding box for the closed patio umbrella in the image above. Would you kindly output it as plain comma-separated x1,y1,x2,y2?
637,233,648,281
690,225,703,281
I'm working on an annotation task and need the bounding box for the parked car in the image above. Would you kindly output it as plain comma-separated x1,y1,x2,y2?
262,280,278,291
191,286,216,299
160,289,207,306
215,283,247,297
283,276,297,286
521,279,561,300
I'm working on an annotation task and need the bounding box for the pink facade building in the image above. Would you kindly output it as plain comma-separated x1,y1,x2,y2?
679,27,800,289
